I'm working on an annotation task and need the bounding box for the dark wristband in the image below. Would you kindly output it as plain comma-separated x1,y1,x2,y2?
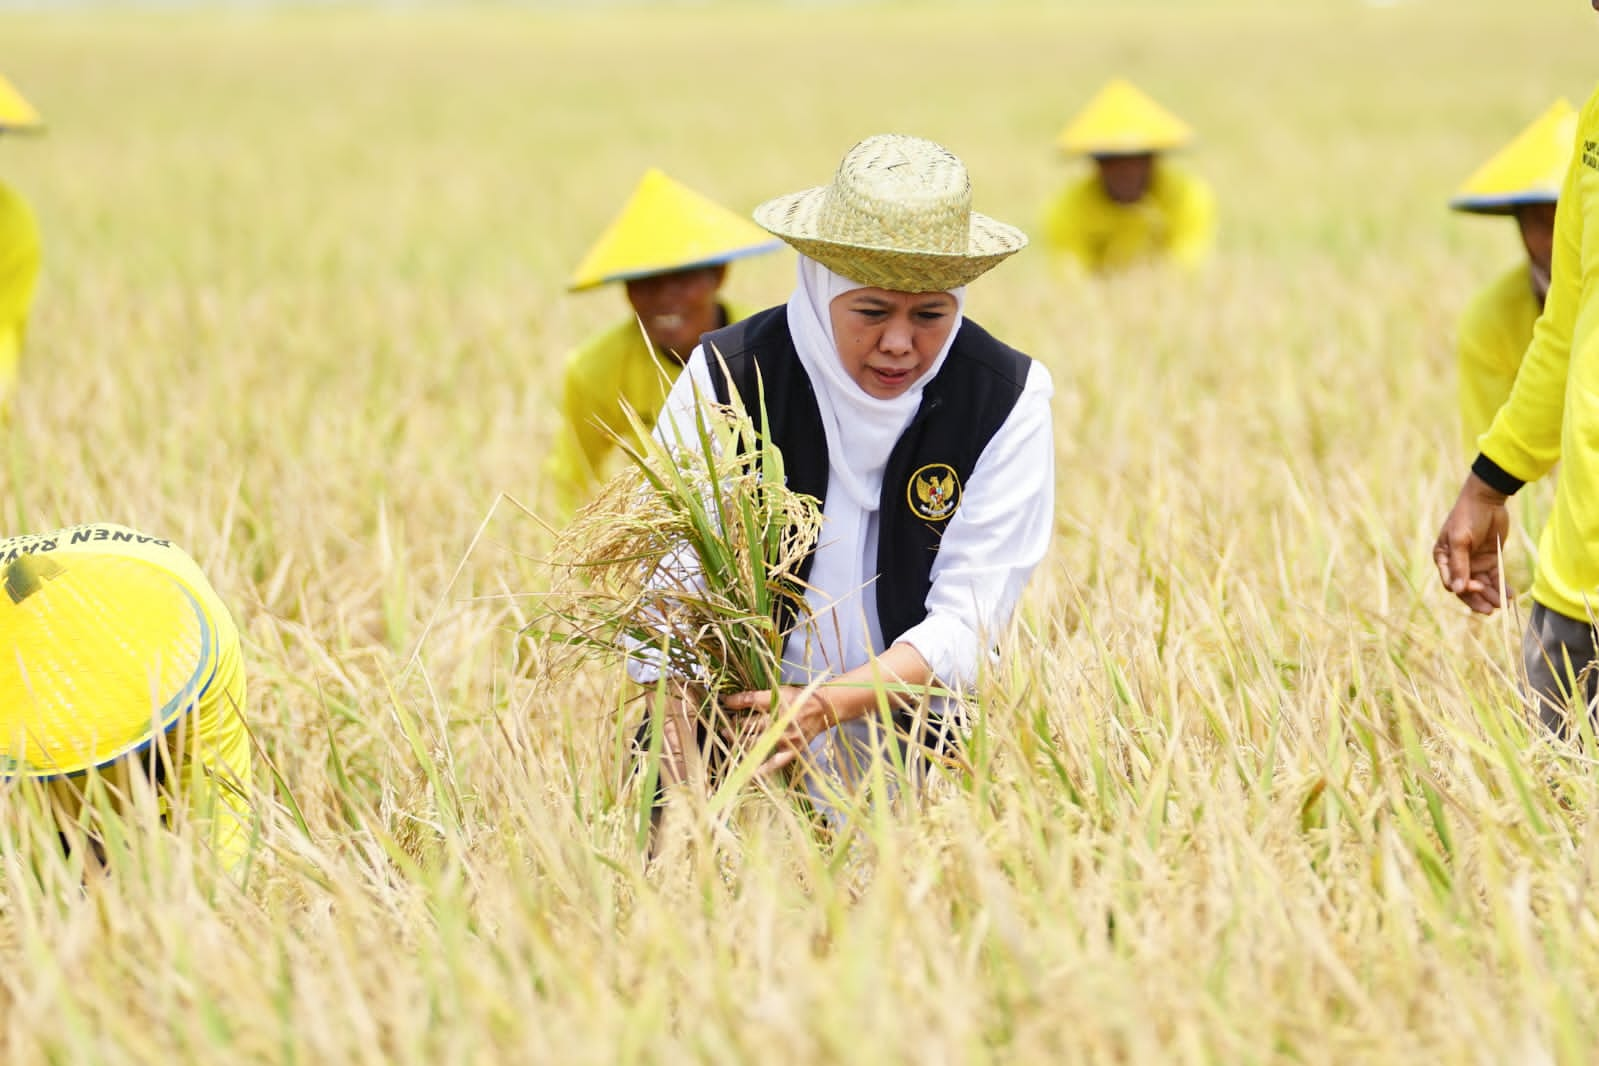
1471,453,1525,496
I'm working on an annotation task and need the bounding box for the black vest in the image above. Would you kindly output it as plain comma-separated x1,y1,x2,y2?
704,306,1031,646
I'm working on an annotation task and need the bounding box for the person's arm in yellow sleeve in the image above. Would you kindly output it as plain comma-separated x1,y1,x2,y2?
1041,183,1095,275
1166,172,1215,271
0,188,41,422
1475,118,1587,486
181,643,252,874
1456,299,1522,456
142,546,253,874
546,317,680,514
0,325,19,423
545,347,625,513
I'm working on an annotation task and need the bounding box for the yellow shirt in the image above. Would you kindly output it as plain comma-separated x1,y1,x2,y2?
1479,85,1599,623
546,302,750,509
0,525,252,871
1042,161,1215,273
0,180,40,422
1458,263,1542,453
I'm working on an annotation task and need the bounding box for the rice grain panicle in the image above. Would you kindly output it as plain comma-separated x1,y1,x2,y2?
532,362,823,705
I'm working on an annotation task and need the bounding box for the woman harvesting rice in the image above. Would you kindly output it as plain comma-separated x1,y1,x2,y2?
638,134,1055,819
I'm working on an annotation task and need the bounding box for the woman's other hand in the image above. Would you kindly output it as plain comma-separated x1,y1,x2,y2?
721,686,840,775
721,644,935,774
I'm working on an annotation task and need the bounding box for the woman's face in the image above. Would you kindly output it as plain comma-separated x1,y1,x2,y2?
828,287,959,399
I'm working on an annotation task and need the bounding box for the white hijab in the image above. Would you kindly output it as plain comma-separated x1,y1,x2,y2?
784,257,966,510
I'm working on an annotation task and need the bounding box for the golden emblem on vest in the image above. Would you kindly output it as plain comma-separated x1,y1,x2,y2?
908,463,962,521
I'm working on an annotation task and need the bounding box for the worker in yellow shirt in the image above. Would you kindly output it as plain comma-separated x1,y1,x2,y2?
1451,100,1577,451
0,74,42,424
1435,78,1599,737
547,169,781,508
0,525,253,872
1042,78,1216,274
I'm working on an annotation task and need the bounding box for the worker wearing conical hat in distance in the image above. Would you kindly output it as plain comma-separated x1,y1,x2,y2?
0,525,253,873
1042,78,1216,274
546,169,782,509
1451,100,1577,453
0,74,42,424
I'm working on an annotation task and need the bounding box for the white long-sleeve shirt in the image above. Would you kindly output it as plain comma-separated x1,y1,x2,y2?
650,344,1055,691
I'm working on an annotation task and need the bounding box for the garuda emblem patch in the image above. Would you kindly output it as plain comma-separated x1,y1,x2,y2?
908,463,962,521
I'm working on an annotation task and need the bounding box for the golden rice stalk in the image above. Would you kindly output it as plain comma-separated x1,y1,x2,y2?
533,373,822,699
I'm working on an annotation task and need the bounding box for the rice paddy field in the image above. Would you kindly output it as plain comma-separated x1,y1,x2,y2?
2,0,1598,1061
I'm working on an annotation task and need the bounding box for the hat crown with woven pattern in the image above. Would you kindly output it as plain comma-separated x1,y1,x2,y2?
754,134,1025,292
815,137,972,255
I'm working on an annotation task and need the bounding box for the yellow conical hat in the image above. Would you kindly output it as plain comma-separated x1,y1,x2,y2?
568,168,783,292
0,553,215,778
1057,78,1194,156
1451,100,1578,215
0,73,43,133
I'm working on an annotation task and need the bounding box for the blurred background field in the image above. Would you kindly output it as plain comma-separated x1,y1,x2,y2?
1,1,1598,1061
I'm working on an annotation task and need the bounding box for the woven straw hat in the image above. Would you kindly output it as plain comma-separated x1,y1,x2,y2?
1451,99,1577,216
0,552,215,778
568,168,781,292
1057,79,1193,157
0,73,42,133
753,134,1026,292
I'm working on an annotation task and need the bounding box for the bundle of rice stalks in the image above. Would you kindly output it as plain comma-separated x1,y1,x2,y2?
533,378,822,700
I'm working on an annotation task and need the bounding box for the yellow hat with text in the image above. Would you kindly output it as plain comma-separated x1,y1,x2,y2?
1451,99,1578,215
1057,79,1194,156
568,169,782,292
0,552,215,777
0,74,42,132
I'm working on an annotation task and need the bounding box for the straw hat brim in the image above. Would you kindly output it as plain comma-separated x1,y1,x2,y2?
754,186,1027,292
